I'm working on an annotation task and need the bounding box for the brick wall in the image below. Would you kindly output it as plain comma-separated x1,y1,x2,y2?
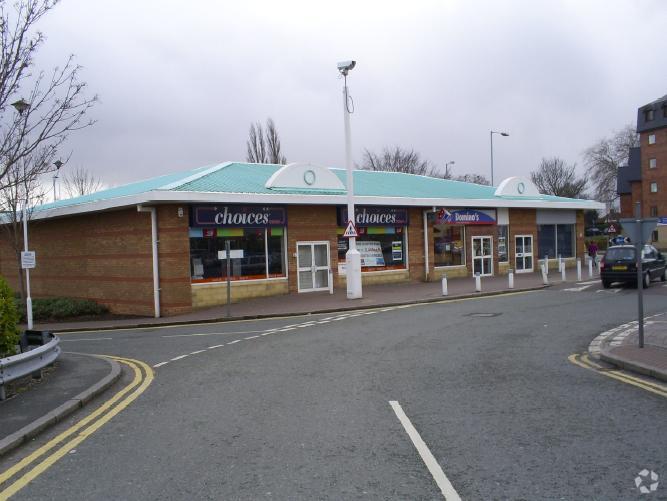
407,208,426,281
508,209,536,269
0,205,192,317
641,128,667,218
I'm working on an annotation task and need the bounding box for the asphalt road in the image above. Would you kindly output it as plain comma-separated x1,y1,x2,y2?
2,280,667,500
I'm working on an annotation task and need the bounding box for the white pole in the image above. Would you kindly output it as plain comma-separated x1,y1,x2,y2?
343,80,362,299
22,202,33,330
508,269,514,289
542,264,549,285
329,271,334,295
561,264,566,281
558,255,563,272
441,276,448,296
588,256,593,278
544,254,548,275
475,272,481,292
576,259,582,281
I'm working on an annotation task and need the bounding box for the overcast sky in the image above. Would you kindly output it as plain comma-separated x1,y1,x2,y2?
31,0,667,189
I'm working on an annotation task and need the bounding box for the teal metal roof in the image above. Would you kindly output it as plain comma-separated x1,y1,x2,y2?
31,161,595,214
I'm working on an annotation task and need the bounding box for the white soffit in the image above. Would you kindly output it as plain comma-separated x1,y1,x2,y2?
494,176,541,197
265,162,346,191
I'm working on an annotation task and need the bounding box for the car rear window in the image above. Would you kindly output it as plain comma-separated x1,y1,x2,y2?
606,248,635,260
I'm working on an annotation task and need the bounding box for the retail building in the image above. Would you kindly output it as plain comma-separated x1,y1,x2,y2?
0,162,603,317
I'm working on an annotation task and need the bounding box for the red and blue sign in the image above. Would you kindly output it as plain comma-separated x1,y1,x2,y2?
435,208,496,225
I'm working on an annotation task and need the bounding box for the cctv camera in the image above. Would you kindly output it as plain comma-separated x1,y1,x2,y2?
337,60,356,75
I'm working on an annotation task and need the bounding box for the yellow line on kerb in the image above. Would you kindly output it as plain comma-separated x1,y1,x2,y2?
569,353,667,398
0,356,154,500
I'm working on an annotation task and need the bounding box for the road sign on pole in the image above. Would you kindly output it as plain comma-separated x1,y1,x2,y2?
21,251,36,269
619,218,658,245
343,220,358,238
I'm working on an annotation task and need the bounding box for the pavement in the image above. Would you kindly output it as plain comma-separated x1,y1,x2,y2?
3,267,667,461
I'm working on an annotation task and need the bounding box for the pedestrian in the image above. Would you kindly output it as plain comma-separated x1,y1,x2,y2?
587,240,598,269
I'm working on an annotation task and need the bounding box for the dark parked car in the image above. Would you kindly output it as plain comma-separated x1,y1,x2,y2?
600,244,667,288
585,227,603,236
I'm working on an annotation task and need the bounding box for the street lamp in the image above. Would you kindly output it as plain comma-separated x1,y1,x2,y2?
338,59,362,299
53,160,63,201
11,98,30,115
490,130,509,186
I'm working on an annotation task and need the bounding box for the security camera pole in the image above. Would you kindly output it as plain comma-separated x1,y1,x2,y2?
338,60,362,299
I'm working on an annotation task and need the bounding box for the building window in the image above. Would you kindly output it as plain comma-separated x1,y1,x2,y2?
650,206,658,217
433,224,465,267
189,227,286,282
497,225,509,263
648,134,656,145
644,108,655,121
649,158,657,169
537,224,574,259
338,227,407,271
650,182,658,193
653,230,659,242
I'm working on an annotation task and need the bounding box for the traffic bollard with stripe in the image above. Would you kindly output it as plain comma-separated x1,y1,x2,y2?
441,276,448,296
475,272,481,292
577,259,582,281
508,269,514,289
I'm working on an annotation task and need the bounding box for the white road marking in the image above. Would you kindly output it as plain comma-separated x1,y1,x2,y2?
162,329,265,338
576,280,599,285
171,355,188,361
316,320,331,324
563,285,593,292
190,350,206,355
389,401,461,501
244,335,260,340
60,337,113,342
228,339,241,344
278,327,296,331
153,362,168,367
596,288,621,294
208,344,225,349
260,332,272,336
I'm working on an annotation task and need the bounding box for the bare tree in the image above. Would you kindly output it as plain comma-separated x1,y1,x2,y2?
454,173,491,186
0,0,97,191
583,124,638,209
361,146,432,175
0,148,50,308
246,118,287,164
530,157,588,198
63,166,103,197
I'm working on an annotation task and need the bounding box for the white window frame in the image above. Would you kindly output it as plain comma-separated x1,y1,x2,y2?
296,241,331,293
471,235,494,277
648,134,656,145
650,182,658,193
514,234,534,273
649,158,657,169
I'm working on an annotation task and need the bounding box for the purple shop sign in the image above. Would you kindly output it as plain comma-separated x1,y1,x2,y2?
191,205,287,227
337,206,409,226
435,208,496,225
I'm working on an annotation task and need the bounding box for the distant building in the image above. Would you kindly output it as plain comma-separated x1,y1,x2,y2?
617,94,667,248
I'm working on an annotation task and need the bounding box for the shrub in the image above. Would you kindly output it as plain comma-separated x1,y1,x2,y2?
0,278,20,357
17,297,108,322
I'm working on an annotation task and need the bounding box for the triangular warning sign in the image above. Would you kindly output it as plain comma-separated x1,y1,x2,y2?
343,220,358,238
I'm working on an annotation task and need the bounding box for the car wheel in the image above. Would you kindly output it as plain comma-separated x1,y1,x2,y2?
602,280,611,289
643,272,651,289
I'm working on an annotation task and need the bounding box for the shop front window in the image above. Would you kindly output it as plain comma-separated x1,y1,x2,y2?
497,225,508,263
433,224,465,267
338,227,407,271
537,224,574,259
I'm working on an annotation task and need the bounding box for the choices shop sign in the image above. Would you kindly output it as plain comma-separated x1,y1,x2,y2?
337,206,409,226
435,208,496,225
191,205,287,227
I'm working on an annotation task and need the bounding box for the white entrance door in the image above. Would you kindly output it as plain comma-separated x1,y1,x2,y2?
514,235,534,273
296,241,330,292
472,236,493,276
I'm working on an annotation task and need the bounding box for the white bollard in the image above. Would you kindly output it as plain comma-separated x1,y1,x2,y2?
561,264,566,281
544,254,548,275
588,256,593,278
329,271,334,294
475,272,481,292
508,269,514,289
542,264,549,285
558,255,563,272
576,259,582,281
441,276,448,296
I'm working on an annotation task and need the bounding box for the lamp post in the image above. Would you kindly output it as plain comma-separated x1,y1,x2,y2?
445,160,455,177
490,130,509,186
338,60,362,299
52,160,63,201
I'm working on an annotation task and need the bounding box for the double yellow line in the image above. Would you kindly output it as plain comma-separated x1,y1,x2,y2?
569,353,667,398
0,356,154,500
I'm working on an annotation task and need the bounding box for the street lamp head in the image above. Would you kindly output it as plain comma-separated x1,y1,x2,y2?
11,98,30,115
337,60,356,76
53,160,63,170
500,132,510,137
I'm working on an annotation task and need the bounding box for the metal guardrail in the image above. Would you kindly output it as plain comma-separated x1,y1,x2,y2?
0,334,60,400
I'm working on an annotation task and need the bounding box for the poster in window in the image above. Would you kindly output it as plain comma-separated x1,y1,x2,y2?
392,241,403,261
357,241,385,267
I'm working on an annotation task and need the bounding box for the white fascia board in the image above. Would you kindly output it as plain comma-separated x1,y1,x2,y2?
28,190,604,221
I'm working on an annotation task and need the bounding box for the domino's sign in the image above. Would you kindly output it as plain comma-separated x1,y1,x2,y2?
435,208,496,225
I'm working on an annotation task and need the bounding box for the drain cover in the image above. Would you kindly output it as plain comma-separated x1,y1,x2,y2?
467,312,502,317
